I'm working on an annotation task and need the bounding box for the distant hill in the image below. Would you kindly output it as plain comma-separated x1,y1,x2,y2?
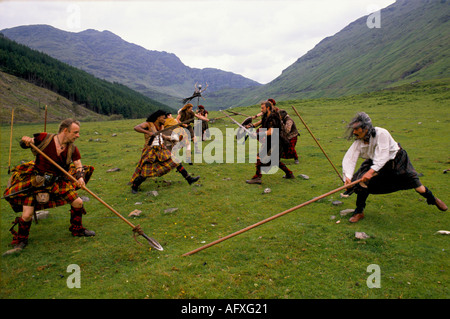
208,0,450,108
0,25,261,107
0,35,172,119
0,70,108,124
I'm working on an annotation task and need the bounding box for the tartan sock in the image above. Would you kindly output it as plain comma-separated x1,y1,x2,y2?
10,217,32,246
69,206,87,235
279,161,293,176
176,165,189,178
252,159,262,179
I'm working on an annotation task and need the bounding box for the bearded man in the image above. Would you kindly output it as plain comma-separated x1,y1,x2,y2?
3,119,95,254
342,112,447,223
246,100,294,184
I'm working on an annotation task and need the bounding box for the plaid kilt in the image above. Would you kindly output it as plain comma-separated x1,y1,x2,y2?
281,136,298,159
130,145,179,183
3,161,94,213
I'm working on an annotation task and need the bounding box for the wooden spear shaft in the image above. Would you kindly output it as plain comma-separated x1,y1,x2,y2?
291,106,343,182
29,143,135,229
182,178,363,256
8,109,14,174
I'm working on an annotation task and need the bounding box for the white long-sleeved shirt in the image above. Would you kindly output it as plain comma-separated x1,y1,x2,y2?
342,127,400,181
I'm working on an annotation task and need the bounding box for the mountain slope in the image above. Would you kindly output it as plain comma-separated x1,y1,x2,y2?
0,71,108,124
0,35,171,119
208,0,450,108
0,25,261,107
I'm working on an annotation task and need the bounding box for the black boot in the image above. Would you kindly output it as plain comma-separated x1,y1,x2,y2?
177,165,200,185
131,176,146,194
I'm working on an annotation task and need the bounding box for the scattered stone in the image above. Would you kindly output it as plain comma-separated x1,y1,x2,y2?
135,202,142,205
298,174,310,180
435,230,450,235
222,177,232,181
112,133,117,137
340,209,354,216
332,200,343,206
106,167,120,172
443,169,450,174
128,209,142,217
146,191,159,197
163,207,178,214
355,232,370,239
263,188,271,194
330,215,336,220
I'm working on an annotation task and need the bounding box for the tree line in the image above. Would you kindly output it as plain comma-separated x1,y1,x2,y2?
0,34,172,118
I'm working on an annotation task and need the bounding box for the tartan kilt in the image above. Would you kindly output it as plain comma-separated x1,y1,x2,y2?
3,161,94,213
130,145,179,183
281,136,298,159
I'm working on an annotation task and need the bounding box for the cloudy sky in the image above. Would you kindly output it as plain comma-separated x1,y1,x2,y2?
0,0,395,84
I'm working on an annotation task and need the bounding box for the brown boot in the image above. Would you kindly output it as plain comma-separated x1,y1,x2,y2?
246,177,262,184
349,212,364,223
435,197,448,211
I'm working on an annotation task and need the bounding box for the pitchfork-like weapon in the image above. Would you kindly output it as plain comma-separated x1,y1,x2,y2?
8,109,14,174
29,143,164,251
183,178,363,256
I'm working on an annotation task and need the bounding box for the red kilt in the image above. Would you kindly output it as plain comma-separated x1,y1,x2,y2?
3,161,94,213
281,136,298,159
130,145,179,183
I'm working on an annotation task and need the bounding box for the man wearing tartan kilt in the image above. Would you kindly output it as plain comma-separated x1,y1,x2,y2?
130,110,200,194
3,119,95,254
342,112,447,223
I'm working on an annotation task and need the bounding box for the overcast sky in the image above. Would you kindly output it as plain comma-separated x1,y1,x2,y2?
0,0,395,84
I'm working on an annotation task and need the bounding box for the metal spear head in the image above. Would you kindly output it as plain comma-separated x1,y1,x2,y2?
141,233,164,251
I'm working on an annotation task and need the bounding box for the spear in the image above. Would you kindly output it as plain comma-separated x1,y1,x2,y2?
28,143,164,251
44,105,48,132
8,109,14,174
182,178,363,256
291,106,343,182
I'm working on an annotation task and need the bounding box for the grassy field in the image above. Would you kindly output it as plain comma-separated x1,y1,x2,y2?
0,79,449,300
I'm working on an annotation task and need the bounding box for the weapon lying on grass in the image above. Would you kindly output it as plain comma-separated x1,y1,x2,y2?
29,143,164,251
291,106,343,183
182,178,363,256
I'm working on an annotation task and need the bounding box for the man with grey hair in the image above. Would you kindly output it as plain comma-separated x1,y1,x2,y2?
342,112,447,223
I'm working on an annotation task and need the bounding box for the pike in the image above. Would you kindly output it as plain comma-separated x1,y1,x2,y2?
8,109,14,174
28,143,164,251
182,178,363,256
226,110,251,117
219,110,257,139
291,106,343,182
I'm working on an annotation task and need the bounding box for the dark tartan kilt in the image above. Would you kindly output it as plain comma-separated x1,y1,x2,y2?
281,136,298,159
130,145,179,183
3,161,94,213
352,148,422,194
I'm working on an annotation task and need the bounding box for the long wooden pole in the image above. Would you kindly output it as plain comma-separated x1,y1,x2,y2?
182,178,363,256
28,143,163,250
8,109,14,174
291,106,343,182
44,105,47,132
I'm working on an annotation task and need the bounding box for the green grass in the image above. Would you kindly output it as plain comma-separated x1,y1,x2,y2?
0,79,449,299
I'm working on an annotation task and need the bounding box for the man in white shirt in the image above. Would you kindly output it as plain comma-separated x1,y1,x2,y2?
342,112,447,223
